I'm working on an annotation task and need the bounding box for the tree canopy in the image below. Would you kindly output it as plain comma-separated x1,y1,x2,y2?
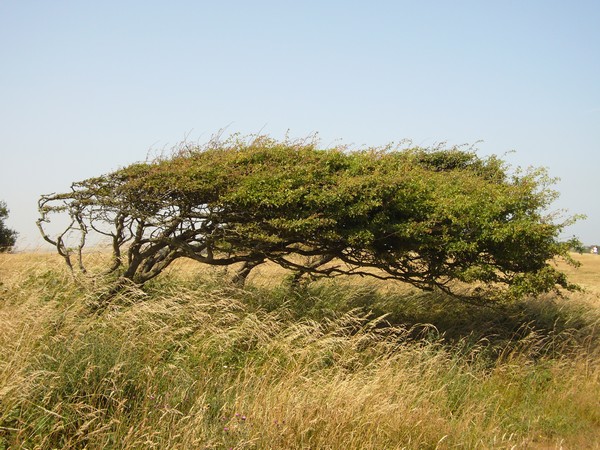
0,200,18,252
38,135,580,302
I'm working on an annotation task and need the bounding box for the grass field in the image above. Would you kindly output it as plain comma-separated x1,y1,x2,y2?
1,252,599,449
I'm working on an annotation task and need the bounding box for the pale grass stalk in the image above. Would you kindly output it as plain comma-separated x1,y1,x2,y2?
1,252,600,449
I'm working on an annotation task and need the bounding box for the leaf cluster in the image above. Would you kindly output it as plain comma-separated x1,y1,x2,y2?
0,200,18,252
37,135,579,302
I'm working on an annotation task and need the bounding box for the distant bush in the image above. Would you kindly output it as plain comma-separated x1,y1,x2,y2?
38,134,580,302
0,200,17,252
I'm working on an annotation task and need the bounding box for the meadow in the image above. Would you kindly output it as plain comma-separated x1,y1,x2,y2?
1,252,599,449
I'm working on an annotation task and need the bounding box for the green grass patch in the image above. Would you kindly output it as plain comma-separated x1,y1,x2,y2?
1,265,599,449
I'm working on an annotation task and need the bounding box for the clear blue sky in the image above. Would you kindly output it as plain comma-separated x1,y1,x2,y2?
1,0,599,248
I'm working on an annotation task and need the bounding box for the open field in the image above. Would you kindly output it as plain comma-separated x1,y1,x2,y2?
1,252,599,449
555,253,600,295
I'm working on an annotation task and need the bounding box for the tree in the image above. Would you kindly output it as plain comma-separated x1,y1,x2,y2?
0,200,18,252
37,135,580,302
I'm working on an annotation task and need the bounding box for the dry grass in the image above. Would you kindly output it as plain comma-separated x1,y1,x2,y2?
555,253,600,296
1,252,599,449
3,250,599,293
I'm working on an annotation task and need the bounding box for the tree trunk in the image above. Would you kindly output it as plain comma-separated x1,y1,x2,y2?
232,259,264,287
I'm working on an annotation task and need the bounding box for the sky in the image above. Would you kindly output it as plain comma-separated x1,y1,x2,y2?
1,0,599,249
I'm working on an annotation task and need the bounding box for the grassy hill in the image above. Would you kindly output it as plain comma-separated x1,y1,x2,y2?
1,252,599,449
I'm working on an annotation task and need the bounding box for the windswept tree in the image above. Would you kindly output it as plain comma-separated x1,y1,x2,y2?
38,135,580,302
0,200,18,252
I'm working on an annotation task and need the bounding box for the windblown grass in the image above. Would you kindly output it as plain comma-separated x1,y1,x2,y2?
1,253,599,449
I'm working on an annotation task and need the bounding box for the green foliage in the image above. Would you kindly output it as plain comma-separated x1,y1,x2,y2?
0,201,17,252
38,134,580,302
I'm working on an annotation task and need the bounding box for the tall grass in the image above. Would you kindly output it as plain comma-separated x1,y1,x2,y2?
1,255,599,449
